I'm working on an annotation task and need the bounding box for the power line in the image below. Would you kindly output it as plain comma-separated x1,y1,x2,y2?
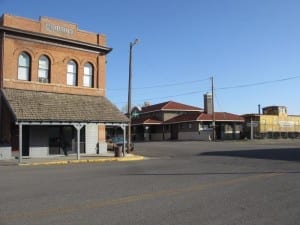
138,88,211,102
216,75,300,91
110,75,300,106
108,77,210,91
112,88,211,105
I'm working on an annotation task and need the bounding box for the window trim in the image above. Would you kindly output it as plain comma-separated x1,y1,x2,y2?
66,60,78,86
83,62,94,88
38,55,50,83
17,52,31,81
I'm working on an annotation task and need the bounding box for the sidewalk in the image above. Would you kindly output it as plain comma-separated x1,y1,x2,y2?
0,152,145,166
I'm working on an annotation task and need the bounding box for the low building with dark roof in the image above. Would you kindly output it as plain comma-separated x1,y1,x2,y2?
131,99,244,141
0,14,128,161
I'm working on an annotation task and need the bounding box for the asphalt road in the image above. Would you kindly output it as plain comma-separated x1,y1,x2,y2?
0,140,299,225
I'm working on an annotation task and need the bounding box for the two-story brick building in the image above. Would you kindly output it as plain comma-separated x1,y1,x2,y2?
0,14,128,161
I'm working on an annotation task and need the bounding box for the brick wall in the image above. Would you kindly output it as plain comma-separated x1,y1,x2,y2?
1,14,108,97
1,14,107,46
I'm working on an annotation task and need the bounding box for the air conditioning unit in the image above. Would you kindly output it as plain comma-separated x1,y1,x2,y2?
39,77,49,83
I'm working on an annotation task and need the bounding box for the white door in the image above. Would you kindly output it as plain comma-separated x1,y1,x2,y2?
85,124,98,154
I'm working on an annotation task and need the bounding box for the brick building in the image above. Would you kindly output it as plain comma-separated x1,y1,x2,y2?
0,14,128,160
131,95,244,141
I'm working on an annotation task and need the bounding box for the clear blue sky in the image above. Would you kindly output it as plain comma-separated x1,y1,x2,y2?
1,0,300,115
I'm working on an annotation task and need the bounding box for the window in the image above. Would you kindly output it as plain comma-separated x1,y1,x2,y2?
83,63,93,87
67,60,77,86
38,55,50,83
17,52,31,80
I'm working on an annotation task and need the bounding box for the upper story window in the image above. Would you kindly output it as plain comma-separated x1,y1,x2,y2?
38,55,50,83
17,52,31,81
67,60,77,86
83,63,93,87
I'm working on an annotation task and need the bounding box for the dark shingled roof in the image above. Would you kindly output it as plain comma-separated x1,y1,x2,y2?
164,112,244,124
1,88,129,123
131,117,162,125
141,101,203,113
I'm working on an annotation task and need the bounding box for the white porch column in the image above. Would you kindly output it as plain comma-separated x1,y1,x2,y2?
121,124,126,157
74,124,84,160
250,120,254,140
18,123,22,163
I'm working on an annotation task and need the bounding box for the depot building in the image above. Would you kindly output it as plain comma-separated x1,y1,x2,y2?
0,14,128,161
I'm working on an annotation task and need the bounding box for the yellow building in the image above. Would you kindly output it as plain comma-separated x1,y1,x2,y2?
244,106,300,139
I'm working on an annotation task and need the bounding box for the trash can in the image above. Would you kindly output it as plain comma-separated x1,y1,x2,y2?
114,145,122,157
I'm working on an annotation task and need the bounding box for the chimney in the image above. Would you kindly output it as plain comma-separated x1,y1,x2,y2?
204,93,213,114
143,101,151,107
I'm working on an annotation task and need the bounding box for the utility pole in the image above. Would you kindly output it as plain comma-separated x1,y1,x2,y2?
211,76,216,141
127,38,138,154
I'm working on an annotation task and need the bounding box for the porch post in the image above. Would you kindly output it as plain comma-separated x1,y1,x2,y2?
121,124,126,157
18,123,22,164
74,124,84,160
233,123,236,140
250,120,254,140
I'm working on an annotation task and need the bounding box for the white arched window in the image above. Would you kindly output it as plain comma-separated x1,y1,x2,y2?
18,52,30,80
38,55,50,83
67,60,77,86
83,63,93,87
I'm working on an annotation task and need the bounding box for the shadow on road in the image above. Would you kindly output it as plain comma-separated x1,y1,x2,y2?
200,148,300,162
124,171,300,176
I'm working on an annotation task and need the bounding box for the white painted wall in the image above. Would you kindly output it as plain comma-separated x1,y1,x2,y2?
0,146,12,159
29,127,49,157
98,142,107,154
85,124,98,154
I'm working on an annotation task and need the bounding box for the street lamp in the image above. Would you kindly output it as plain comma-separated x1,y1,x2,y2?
127,38,138,154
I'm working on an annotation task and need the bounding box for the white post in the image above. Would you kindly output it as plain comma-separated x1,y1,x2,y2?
74,124,84,160
19,123,22,163
121,124,126,157
250,120,254,140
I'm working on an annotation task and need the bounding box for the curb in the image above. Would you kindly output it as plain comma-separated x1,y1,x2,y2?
18,155,145,166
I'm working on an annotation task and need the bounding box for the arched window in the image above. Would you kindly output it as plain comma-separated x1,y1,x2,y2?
67,60,77,86
17,52,31,80
38,55,50,83
83,63,93,87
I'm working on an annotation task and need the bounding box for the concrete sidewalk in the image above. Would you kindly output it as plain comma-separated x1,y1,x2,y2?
0,152,145,166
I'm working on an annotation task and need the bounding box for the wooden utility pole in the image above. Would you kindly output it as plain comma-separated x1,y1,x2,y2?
127,39,138,154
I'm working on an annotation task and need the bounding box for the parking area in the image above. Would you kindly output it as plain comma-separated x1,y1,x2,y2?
1,139,299,225
135,139,300,161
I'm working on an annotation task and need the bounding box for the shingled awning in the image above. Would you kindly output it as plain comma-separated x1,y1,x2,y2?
1,88,128,124
1,88,129,162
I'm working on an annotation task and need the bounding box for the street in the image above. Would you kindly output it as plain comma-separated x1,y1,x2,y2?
0,140,300,225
